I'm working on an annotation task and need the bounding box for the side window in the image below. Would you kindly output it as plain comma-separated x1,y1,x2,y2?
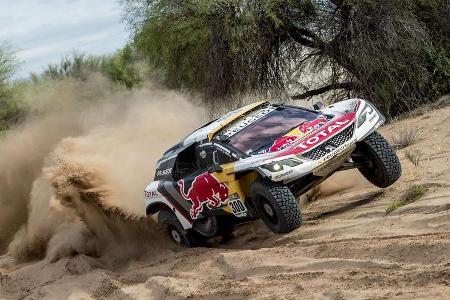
196,146,215,170
215,150,234,165
172,144,199,180
196,144,235,170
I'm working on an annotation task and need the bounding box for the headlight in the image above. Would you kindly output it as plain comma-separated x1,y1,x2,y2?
261,158,302,172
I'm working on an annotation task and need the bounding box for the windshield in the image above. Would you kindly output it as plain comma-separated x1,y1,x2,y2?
217,106,322,155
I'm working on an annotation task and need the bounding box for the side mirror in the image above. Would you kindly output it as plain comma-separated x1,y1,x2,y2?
208,165,223,174
313,101,324,110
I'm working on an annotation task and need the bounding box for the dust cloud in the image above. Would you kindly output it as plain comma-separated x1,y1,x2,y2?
0,76,205,264
300,170,371,205
0,76,366,266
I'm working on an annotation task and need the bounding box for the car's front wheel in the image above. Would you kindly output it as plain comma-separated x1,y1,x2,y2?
354,131,402,188
251,179,301,233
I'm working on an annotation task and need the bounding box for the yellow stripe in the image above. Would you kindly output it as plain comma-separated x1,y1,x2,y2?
207,101,267,141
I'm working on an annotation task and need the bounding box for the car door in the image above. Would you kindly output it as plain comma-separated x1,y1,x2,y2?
170,144,229,220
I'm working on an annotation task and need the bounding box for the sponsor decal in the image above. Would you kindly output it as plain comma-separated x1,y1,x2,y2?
178,172,229,219
298,115,328,134
156,168,172,177
273,169,294,180
145,190,159,198
318,142,353,164
313,143,355,177
277,112,356,157
218,107,275,140
266,115,328,153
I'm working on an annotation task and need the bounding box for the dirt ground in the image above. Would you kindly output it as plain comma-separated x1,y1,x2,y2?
1,105,450,299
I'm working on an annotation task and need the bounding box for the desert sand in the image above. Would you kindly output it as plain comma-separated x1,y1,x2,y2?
1,103,449,299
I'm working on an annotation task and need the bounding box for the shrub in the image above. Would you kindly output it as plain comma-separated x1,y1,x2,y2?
40,45,142,89
404,149,424,166
386,184,428,213
391,127,421,150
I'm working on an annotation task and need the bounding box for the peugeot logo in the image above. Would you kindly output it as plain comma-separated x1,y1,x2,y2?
324,144,336,153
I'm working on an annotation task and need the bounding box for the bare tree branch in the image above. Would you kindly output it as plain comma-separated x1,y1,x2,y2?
285,25,326,50
291,82,355,100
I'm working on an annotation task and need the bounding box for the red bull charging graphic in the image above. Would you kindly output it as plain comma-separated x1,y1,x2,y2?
178,172,229,219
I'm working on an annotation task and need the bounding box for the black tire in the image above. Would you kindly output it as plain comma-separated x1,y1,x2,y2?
158,209,206,247
250,179,301,233
356,131,402,188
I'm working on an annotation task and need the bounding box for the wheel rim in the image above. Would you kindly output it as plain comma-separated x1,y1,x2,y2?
263,203,274,217
170,227,182,244
260,197,279,225
360,153,383,183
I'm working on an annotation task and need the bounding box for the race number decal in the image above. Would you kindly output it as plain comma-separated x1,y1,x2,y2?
229,198,247,217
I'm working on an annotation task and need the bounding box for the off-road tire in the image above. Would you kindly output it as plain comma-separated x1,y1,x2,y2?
357,131,401,188
158,209,206,247
251,179,301,233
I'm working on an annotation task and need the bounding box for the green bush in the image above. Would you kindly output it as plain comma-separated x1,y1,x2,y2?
0,44,26,132
0,97,25,132
386,185,428,214
40,45,142,89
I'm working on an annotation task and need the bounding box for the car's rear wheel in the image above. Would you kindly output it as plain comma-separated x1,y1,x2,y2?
251,179,301,233
354,131,402,188
158,209,206,247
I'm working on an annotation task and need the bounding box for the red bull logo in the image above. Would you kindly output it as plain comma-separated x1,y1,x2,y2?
267,115,328,152
298,115,328,133
293,113,354,151
178,172,229,219
268,135,298,152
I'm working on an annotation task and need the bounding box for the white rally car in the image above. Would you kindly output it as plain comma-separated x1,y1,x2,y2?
144,99,401,246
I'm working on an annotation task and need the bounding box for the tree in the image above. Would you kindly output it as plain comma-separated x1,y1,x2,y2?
0,44,17,98
123,0,450,117
41,46,142,89
0,44,25,132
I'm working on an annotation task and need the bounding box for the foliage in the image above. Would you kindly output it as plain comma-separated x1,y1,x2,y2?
123,0,450,116
40,45,142,89
127,1,281,102
0,97,26,132
0,44,25,132
386,184,427,213
391,127,421,150
0,44,17,98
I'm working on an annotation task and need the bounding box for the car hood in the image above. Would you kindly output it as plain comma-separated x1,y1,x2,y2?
259,113,336,154
259,99,360,155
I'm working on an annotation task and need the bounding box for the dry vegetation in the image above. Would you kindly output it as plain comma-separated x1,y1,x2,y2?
391,127,421,150
404,149,424,166
386,184,428,213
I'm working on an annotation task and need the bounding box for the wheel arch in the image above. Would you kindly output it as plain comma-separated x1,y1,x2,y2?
235,169,264,196
146,202,172,216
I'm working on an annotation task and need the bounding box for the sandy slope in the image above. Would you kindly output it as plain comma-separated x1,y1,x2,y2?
1,105,450,299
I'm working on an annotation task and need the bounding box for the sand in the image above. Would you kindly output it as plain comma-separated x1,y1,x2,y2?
1,103,449,299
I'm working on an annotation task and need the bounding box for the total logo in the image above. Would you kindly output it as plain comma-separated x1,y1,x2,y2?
293,113,355,152
276,113,356,158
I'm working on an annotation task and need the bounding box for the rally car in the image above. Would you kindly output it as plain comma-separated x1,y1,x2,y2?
145,99,401,246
